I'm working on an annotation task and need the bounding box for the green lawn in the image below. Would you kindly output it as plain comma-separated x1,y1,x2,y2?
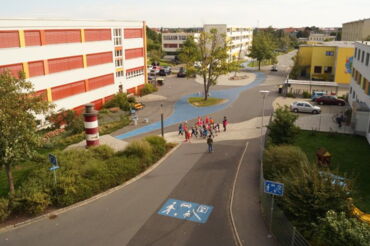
294,130,370,212
188,97,225,107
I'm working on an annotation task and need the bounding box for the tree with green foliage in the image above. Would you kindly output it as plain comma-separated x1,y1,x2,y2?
249,31,277,70
314,210,370,246
267,106,300,145
178,29,240,100
0,71,52,194
279,162,352,238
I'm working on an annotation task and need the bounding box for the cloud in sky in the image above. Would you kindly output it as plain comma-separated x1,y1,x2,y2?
2,0,370,28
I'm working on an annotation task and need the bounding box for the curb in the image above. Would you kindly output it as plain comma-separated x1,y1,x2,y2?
0,143,181,234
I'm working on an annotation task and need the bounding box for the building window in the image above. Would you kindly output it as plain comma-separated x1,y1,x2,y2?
325,51,334,56
366,53,370,66
115,49,122,57
324,66,332,74
113,29,122,37
114,37,122,45
115,59,123,67
362,51,365,63
164,43,178,48
355,48,357,59
357,49,361,60
163,36,178,40
179,35,187,40
116,70,124,77
314,66,322,73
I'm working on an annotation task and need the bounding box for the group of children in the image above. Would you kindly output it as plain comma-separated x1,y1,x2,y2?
178,116,228,152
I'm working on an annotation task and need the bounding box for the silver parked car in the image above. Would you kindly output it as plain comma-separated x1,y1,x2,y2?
290,101,321,114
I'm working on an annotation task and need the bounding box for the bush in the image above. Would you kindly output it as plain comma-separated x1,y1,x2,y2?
267,106,300,145
120,140,153,168
302,91,311,98
314,210,370,246
88,145,115,160
0,198,10,222
263,145,308,180
103,93,130,111
145,136,167,161
14,179,51,215
141,83,158,96
278,162,352,239
48,110,84,134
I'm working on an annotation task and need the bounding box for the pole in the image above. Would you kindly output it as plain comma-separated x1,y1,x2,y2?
270,195,274,233
291,226,296,246
160,104,164,137
53,169,57,186
260,94,266,160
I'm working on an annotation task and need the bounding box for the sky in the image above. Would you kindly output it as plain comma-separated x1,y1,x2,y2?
1,0,370,28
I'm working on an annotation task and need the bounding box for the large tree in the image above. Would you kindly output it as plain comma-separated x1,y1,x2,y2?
178,29,239,100
0,71,52,194
249,31,277,70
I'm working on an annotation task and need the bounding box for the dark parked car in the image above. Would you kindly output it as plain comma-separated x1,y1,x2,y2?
316,96,345,106
158,69,167,76
177,67,186,78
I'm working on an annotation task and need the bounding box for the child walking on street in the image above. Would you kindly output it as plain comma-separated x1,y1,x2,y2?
207,135,213,153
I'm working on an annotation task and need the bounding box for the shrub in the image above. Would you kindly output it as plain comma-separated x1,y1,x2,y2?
14,180,51,215
103,92,130,111
141,83,158,96
302,91,311,98
263,145,308,180
120,140,153,168
145,136,167,161
267,106,300,145
314,210,370,246
88,145,115,160
0,198,10,222
127,96,136,103
278,162,352,239
48,110,84,134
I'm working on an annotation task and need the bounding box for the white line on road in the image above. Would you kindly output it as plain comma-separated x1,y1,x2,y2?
229,141,249,246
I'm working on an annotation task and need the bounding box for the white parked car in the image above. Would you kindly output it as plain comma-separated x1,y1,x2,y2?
290,101,321,114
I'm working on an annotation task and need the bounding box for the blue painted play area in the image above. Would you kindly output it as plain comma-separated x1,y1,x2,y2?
116,72,265,140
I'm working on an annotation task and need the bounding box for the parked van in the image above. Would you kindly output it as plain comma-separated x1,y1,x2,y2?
311,91,326,101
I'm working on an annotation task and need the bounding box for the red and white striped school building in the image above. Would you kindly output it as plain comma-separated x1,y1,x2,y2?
0,19,148,115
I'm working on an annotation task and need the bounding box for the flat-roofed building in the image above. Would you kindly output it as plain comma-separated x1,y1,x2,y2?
0,18,147,115
349,41,370,142
161,32,199,59
203,24,253,59
342,18,370,41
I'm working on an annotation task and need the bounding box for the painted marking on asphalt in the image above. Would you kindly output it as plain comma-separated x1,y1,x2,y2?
158,199,213,224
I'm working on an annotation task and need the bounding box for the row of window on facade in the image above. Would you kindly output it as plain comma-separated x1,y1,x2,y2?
163,35,189,41
313,66,333,74
163,43,184,48
227,28,252,32
230,35,252,41
352,67,370,95
354,47,370,66
116,68,144,79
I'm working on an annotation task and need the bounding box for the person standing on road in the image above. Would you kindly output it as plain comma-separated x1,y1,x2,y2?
207,135,214,153
178,123,183,135
222,116,228,132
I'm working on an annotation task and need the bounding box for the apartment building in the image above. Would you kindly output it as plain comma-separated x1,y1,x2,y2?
162,32,199,59
203,24,253,59
308,33,336,43
342,18,370,41
349,42,370,143
0,19,147,114
296,42,355,84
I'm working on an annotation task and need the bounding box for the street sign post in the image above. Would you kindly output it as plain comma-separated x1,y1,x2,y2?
264,180,284,236
48,154,59,186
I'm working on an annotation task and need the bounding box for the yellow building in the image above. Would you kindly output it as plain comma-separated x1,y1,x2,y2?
297,42,355,84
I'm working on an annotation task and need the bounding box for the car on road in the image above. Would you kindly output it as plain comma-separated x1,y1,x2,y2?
159,66,171,76
290,101,321,114
270,65,278,72
315,95,345,106
311,91,326,101
177,67,187,78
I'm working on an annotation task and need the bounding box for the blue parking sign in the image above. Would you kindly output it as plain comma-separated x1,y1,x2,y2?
48,154,58,166
158,199,213,224
264,180,284,196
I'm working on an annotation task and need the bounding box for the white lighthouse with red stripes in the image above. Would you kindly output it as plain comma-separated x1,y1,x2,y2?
84,104,99,147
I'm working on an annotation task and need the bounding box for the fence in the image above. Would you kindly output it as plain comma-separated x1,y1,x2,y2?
259,116,310,246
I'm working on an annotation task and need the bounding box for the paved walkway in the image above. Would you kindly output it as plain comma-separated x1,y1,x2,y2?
116,72,266,140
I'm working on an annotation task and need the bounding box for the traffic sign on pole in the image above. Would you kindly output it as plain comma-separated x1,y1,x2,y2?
264,180,284,196
48,154,58,166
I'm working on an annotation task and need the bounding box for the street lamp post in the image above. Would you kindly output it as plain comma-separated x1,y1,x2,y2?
160,103,164,137
259,90,270,160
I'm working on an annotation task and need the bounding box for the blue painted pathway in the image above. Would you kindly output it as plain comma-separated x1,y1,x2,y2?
116,72,266,140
